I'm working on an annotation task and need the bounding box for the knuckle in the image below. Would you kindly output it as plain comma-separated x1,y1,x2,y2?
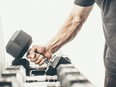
30,59,34,62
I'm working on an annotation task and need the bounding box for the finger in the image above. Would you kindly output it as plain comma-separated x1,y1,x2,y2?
44,52,52,60
26,52,36,59
35,55,44,64
29,45,46,57
26,52,30,59
35,45,46,54
30,54,40,62
39,59,45,65
26,50,34,59
29,47,37,58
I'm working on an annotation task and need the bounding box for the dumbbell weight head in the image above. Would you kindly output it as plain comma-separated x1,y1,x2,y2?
58,68,80,84
6,30,32,59
71,82,95,87
57,64,79,81
1,69,24,87
0,77,20,87
62,74,89,87
7,65,26,82
57,64,75,76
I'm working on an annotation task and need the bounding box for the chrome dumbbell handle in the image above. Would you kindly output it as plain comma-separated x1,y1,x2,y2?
36,50,63,66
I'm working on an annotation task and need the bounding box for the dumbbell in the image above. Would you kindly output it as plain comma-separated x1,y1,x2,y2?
57,64,80,81
56,64,80,86
1,65,26,87
6,30,32,75
62,74,91,87
71,82,95,87
62,74,95,87
0,77,20,87
6,30,47,76
5,65,26,82
6,30,32,59
6,30,71,76
1,68,24,87
57,64,95,87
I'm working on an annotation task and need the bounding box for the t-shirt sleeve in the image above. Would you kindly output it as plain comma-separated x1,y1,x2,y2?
74,0,95,6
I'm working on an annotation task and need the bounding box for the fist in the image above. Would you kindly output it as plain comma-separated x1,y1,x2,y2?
27,45,52,65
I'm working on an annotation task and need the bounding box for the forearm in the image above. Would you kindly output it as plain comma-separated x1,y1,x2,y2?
46,5,93,54
47,16,83,53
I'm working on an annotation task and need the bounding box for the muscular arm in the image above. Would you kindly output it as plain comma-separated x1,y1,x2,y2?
46,5,94,53
28,4,94,65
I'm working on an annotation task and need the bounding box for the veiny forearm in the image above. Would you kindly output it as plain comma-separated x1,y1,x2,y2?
46,15,84,53
46,5,93,53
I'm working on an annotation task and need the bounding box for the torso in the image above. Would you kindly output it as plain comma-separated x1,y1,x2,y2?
95,0,116,76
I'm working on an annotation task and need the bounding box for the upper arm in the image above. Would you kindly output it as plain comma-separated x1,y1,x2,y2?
71,4,94,23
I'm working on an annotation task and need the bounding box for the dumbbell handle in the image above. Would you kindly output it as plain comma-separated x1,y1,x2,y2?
35,51,62,66
25,51,53,67
37,54,55,66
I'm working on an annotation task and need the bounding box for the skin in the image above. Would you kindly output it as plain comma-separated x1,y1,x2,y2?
27,4,94,65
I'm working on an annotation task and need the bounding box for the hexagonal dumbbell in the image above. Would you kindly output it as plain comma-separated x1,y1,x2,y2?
56,64,95,87
6,30,32,76
1,67,25,87
62,74,95,87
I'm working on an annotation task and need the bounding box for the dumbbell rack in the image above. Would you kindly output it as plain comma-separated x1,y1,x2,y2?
0,63,95,87
2,30,96,87
25,64,61,87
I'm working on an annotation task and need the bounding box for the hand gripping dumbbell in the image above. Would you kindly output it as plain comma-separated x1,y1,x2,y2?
6,30,71,76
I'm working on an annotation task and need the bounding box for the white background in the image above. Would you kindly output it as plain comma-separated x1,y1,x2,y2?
0,0,105,87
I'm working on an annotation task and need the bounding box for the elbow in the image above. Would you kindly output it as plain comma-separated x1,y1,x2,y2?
72,15,86,26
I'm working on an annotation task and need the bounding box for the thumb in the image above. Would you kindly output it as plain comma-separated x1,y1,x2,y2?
44,51,52,60
36,46,46,54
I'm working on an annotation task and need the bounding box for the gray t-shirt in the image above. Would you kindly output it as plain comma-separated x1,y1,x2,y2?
74,0,116,78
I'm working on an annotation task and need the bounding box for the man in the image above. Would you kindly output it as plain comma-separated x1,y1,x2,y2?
27,0,116,87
